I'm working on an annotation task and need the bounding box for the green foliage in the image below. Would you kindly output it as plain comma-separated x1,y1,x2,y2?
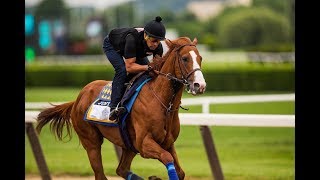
115,2,135,27
203,69,294,92
143,9,177,25
252,0,295,41
199,33,218,50
167,20,205,39
252,0,291,15
25,63,294,92
85,44,103,55
26,65,113,87
175,11,198,22
217,7,292,49
203,6,249,35
67,35,86,43
34,0,69,20
201,4,295,51
245,42,295,52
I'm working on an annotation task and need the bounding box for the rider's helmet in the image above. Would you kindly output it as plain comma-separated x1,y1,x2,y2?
144,16,166,40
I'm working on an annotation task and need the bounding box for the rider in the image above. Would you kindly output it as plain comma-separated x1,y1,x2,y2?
102,16,166,121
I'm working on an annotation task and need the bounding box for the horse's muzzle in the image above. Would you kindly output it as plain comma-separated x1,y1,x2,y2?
186,82,206,95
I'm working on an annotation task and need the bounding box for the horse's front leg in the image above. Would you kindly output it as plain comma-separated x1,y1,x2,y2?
116,148,142,179
139,134,179,180
167,144,185,180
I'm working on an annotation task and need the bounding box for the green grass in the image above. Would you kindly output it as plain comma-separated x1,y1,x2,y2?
27,55,295,73
25,88,295,179
184,101,294,115
25,87,81,102
26,126,294,179
25,87,293,102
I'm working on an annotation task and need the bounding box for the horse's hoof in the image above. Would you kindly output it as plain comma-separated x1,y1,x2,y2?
148,176,162,180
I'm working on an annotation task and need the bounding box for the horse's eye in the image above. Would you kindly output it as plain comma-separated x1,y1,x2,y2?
182,57,188,62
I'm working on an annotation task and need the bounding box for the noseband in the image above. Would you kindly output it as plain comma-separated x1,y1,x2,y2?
148,43,202,113
156,44,202,85
175,44,202,83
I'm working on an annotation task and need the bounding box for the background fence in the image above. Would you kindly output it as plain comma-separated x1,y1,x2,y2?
25,93,295,180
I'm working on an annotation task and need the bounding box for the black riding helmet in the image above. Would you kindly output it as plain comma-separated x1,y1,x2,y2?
144,16,166,40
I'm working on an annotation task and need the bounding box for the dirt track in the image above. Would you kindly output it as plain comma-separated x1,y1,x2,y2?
25,175,123,180
25,175,211,180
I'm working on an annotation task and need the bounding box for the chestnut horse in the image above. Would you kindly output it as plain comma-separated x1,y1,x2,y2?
36,37,206,180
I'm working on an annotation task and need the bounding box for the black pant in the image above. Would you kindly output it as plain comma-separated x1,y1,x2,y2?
102,36,149,108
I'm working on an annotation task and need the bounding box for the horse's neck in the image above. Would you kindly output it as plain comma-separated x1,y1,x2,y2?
150,55,184,106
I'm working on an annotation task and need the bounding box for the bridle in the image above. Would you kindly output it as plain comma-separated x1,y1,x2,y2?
154,43,202,86
148,43,202,113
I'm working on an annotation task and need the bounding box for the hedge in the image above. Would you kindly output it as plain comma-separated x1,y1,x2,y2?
26,65,294,92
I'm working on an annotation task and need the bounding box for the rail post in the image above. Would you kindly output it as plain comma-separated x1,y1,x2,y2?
200,126,224,180
200,100,224,180
25,122,52,180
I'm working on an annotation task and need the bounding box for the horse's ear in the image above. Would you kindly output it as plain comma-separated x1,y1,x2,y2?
165,39,174,48
193,38,198,45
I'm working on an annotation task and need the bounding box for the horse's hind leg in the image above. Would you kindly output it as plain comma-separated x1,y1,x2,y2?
116,148,143,179
77,129,107,180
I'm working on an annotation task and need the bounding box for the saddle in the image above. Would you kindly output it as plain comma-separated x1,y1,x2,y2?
83,71,152,125
121,71,149,106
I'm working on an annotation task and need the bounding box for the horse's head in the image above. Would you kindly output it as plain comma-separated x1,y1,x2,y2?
163,37,206,95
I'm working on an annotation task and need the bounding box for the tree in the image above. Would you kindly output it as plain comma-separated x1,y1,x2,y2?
216,7,292,49
34,0,68,21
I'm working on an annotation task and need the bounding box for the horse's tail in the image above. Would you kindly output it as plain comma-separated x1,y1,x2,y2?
36,101,75,141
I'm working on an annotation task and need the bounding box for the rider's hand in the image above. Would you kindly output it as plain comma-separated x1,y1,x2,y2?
148,55,164,71
147,65,153,71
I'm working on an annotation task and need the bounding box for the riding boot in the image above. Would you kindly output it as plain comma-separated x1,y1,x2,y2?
109,107,127,121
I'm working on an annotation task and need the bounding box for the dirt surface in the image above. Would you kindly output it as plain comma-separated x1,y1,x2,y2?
26,175,211,180
25,175,123,180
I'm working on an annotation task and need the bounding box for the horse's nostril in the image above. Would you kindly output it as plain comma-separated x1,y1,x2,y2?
193,83,200,92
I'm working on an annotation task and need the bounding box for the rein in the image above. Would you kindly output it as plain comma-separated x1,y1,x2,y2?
147,83,180,114
149,43,201,113
154,44,202,85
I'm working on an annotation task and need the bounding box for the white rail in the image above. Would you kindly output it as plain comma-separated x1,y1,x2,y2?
25,94,295,110
25,94,295,127
181,93,294,105
25,111,294,127
179,113,294,127
181,93,295,114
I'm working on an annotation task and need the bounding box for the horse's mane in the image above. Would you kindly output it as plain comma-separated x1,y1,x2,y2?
149,37,194,74
162,37,193,60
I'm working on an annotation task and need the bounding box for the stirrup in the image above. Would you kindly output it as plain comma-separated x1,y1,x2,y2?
109,107,126,121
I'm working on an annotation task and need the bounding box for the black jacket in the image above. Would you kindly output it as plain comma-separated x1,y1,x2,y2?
108,27,163,59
